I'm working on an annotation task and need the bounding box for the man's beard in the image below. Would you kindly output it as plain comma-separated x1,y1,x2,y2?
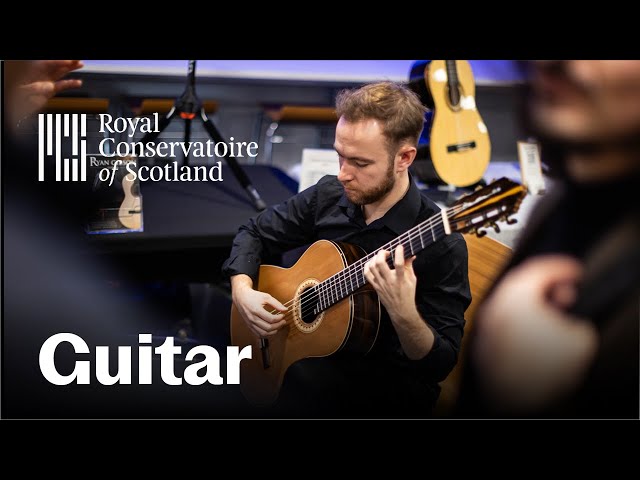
343,161,395,205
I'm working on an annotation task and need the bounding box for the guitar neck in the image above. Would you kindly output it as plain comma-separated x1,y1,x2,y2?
445,60,461,106
304,178,527,317
313,207,455,314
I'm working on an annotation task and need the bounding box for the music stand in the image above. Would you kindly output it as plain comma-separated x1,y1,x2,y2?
138,60,267,211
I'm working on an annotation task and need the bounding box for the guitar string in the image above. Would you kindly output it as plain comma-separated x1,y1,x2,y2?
272,184,517,324
279,207,454,316
262,178,522,325
264,201,469,323
302,182,525,317
297,222,451,321
289,222,451,324
307,217,449,310
272,201,467,319
305,200,468,303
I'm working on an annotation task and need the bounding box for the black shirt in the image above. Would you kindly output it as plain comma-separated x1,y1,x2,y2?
222,174,471,418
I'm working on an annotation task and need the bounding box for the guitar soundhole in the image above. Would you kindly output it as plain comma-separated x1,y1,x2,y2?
293,279,325,333
299,286,319,324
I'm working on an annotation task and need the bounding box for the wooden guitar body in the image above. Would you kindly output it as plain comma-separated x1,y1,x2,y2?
231,240,380,405
427,60,491,187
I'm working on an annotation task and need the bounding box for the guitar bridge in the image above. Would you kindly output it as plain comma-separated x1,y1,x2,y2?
447,141,477,153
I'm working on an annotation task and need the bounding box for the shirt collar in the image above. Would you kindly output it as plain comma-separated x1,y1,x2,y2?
337,173,422,235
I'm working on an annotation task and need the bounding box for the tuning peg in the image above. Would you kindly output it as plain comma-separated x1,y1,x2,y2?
491,223,501,234
506,216,518,225
476,228,487,238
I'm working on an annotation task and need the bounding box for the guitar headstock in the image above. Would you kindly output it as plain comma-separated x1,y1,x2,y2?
449,178,527,237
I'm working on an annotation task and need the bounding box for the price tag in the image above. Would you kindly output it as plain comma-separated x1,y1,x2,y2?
517,140,546,195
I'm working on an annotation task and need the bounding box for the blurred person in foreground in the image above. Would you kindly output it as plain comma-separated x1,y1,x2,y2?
458,60,640,419
3,61,240,418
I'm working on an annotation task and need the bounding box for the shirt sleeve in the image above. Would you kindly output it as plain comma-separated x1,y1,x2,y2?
411,233,472,382
221,183,318,283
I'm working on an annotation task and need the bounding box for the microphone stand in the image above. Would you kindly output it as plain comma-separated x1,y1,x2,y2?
138,60,266,211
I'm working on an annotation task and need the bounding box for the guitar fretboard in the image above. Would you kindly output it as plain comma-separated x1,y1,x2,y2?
445,60,461,107
294,178,524,318
310,207,454,315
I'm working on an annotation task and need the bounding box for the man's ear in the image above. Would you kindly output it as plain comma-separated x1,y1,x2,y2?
396,146,417,173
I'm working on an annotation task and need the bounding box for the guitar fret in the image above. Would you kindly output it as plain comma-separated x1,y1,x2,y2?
311,179,523,315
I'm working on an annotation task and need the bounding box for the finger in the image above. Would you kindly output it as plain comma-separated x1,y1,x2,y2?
405,255,417,277
273,319,288,330
265,313,285,324
365,257,378,280
513,255,584,298
251,317,273,332
254,309,284,324
549,282,578,309
68,60,84,72
258,318,288,336
254,326,272,337
394,244,405,276
19,81,55,97
54,78,83,94
265,295,287,312
364,262,378,288
253,317,281,333
48,60,84,79
364,259,378,289
370,250,386,272
375,250,392,282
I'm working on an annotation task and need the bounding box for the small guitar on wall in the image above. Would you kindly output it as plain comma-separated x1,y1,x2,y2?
426,60,491,187
231,178,527,405
119,170,142,230
85,156,142,234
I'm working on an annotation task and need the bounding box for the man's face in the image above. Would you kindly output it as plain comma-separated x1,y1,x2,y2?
528,60,640,144
334,117,396,205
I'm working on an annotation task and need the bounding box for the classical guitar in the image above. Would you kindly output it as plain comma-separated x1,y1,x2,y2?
230,178,527,405
118,171,142,230
426,60,491,187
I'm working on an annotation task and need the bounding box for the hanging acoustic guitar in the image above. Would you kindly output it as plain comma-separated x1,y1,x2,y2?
426,60,491,187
